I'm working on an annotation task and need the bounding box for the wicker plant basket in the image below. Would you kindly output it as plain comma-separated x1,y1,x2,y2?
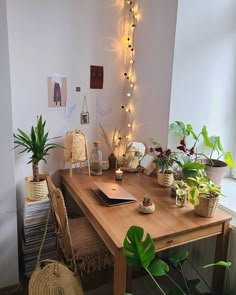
25,176,48,201
194,196,219,218
157,170,174,187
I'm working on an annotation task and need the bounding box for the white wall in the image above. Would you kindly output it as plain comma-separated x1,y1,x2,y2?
0,0,18,288
169,0,236,154
6,0,125,287
131,0,178,147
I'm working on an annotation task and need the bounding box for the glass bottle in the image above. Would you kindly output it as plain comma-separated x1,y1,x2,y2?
91,141,103,176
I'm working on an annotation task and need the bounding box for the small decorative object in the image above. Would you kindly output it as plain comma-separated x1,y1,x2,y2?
13,115,61,200
150,141,177,187
139,194,155,214
108,153,117,169
115,168,123,180
80,96,89,124
174,180,188,207
99,124,121,169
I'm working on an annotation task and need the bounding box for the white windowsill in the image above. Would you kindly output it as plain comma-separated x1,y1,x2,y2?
219,178,236,227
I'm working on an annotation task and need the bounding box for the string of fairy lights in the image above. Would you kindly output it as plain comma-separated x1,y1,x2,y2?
121,0,139,145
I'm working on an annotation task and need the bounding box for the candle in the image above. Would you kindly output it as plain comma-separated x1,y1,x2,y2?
115,168,123,180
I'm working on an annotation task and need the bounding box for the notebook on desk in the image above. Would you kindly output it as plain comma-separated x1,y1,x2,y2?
91,181,137,206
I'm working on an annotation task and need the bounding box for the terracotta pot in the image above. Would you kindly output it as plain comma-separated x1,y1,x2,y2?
157,170,174,187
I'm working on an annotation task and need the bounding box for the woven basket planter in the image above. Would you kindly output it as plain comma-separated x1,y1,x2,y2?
157,171,174,187
194,196,219,218
25,176,48,201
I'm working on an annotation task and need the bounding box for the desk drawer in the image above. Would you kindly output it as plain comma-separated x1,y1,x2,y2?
154,224,223,251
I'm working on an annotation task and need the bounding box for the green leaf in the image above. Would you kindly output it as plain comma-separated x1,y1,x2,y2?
225,151,236,167
186,124,198,140
203,261,231,269
123,226,155,270
182,162,205,170
148,259,169,277
201,125,213,148
169,121,185,138
169,250,189,266
176,188,185,196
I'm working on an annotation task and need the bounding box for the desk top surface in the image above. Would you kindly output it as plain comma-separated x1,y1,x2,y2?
61,168,231,249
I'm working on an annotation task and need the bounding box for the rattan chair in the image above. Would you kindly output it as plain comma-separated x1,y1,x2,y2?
46,175,113,276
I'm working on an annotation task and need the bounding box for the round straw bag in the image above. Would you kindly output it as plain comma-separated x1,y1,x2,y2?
29,203,84,295
29,259,83,295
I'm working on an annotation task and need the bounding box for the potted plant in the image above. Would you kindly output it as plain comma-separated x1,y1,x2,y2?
14,115,61,200
123,225,232,295
174,179,189,207
201,125,236,184
186,173,224,217
150,141,177,187
139,194,155,213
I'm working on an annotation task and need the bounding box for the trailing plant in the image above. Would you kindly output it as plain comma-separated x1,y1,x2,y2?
123,225,231,295
13,115,61,182
186,173,225,206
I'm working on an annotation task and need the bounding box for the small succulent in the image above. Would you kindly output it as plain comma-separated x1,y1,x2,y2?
143,194,152,206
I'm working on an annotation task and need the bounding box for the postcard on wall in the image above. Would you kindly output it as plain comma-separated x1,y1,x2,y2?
48,74,67,108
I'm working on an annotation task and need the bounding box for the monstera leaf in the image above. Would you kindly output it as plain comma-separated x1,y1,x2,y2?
123,226,155,270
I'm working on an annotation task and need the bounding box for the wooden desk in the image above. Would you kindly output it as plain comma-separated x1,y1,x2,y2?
60,168,231,295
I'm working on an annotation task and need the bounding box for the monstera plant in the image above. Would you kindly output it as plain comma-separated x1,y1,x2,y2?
123,226,231,295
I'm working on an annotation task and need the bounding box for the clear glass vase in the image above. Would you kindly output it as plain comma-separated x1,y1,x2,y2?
176,193,186,207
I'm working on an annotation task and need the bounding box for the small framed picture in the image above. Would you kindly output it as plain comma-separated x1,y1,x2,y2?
81,112,89,124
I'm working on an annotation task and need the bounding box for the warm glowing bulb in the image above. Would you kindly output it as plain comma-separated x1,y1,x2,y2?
130,59,134,64
125,135,129,139
130,83,134,88
126,0,132,4
128,123,132,128
127,93,131,97
125,107,129,112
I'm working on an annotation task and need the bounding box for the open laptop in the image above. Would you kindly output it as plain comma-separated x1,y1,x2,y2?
91,181,137,206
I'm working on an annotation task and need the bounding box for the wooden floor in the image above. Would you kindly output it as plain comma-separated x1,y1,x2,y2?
0,274,170,295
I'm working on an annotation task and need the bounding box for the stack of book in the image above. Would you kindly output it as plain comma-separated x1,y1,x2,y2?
23,196,57,276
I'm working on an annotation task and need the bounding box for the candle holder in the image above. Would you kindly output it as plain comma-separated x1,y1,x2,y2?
115,168,123,180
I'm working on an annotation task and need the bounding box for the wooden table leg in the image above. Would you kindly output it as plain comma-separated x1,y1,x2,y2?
113,249,127,295
212,221,230,295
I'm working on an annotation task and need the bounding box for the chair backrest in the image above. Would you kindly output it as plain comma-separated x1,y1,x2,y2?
46,175,76,270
